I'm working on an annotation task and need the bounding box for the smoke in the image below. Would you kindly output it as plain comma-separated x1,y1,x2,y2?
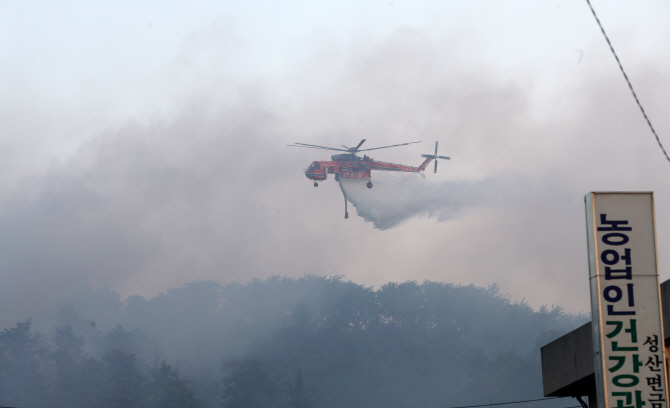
1,10,669,326
339,173,506,230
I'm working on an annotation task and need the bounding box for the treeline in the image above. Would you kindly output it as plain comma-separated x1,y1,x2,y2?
0,321,203,408
0,276,587,408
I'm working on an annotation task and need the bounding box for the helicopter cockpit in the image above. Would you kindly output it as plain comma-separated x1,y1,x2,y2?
307,162,320,171
305,161,327,184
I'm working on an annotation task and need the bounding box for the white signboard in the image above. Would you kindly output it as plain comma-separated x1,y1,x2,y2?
585,192,667,408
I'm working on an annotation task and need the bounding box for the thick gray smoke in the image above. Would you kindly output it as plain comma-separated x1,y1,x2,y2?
339,174,504,230
1,17,669,327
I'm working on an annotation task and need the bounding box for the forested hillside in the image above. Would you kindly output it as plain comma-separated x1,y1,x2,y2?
0,276,587,408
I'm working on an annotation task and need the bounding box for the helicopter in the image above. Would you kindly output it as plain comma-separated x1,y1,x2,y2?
289,139,450,218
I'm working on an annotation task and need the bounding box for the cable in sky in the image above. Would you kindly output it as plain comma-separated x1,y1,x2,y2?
445,396,571,408
585,0,670,164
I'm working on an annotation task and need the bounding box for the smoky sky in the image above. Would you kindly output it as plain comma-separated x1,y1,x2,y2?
1,22,670,328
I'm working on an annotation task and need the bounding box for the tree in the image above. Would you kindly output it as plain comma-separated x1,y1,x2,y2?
52,325,103,407
285,369,320,408
146,360,203,408
0,320,50,407
100,349,145,408
101,324,136,355
221,359,275,408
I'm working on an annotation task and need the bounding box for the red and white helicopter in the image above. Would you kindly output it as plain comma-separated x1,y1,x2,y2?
289,139,450,218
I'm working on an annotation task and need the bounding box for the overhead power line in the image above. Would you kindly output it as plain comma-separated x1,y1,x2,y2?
445,396,577,408
585,0,670,164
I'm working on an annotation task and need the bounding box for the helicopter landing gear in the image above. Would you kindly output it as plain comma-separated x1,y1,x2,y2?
314,182,318,187
367,181,373,189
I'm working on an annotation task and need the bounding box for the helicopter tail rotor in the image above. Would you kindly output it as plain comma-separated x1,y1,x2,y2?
421,141,450,173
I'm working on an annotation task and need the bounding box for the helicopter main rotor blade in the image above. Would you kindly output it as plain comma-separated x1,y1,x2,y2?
354,139,366,151
288,143,350,152
358,141,422,152
341,139,367,152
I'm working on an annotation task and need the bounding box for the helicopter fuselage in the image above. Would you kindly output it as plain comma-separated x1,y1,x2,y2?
304,155,433,182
